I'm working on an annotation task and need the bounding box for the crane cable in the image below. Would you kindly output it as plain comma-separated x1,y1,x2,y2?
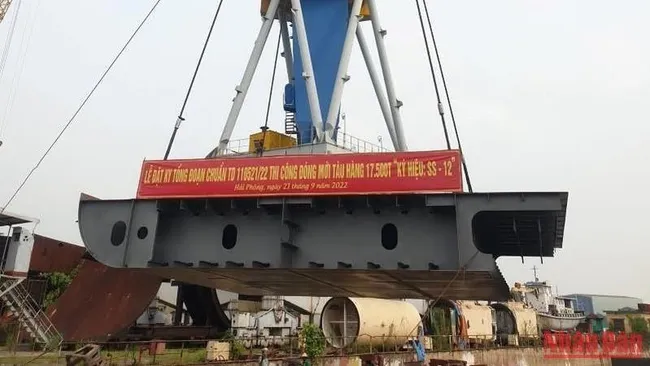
404,249,480,341
0,0,21,83
0,0,21,141
0,0,162,214
257,30,282,157
414,0,451,150
163,0,224,160
421,0,473,193
0,0,39,140
405,0,480,341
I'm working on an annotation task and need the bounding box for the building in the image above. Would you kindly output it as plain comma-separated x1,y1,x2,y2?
562,294,643,316
223,296,311,348
604,304,650,333
577,314,607,334
135,297,176,326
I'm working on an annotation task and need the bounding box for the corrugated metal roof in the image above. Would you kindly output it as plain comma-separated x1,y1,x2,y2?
0,210,36,226
46,259,162,341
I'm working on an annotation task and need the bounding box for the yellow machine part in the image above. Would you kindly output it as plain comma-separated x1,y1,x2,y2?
248,130,296,153
260,0,370,18
358,0,370,18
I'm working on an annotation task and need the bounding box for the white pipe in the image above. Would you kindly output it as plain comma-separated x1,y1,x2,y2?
214,0,280,156
365,0,408,151
356,26,399,151
324,0,363,140
290,0,325,143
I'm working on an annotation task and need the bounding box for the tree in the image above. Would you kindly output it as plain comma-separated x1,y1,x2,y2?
628,316,649,334
626,316,650,349
300,323,326,358
41,263,81,309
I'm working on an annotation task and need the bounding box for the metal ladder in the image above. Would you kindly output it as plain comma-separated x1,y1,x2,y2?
284,111,297,135
0,275,62,348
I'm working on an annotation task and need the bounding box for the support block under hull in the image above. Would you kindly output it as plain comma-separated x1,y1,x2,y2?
78,192,567,301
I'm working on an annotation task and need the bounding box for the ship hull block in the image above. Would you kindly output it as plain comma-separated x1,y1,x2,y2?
78,192,567,300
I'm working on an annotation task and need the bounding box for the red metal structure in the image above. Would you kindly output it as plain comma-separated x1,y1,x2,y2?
8,234,230,342
0,234,164,342
46,259,162,342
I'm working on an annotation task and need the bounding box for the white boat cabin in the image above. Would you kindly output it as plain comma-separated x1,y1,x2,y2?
512,281,578,316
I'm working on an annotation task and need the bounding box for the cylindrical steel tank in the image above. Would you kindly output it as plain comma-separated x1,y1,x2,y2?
456,301,494,343
491,301,539,346
506,301,538,337
3,227,34,277
320,297,421,348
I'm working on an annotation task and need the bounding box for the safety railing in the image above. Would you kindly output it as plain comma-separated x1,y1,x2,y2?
222,138,250,155
222,132,389,156
0,275,62,348
0,333,564,365
0,274,23,297
2,332,648,365
336,132,389,153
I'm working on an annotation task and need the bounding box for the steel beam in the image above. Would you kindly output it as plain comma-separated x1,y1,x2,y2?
278,10,294,82
213,0,280,156
290,0,326,143
365,0,408,151
78,191,568,300
356,26,399,151
324,0,364,140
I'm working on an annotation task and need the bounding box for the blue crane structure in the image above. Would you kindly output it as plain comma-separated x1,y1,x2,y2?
77,0,569,301
210,0,406,154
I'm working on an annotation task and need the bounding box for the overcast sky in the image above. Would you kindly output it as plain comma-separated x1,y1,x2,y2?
0,0,648,303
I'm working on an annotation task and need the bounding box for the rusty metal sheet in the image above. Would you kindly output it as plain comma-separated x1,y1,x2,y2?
27,233,229,341
47,259,162,342
30,235,86,273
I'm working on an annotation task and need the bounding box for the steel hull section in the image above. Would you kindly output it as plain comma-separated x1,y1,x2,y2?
147,267,507,300
78,192,568,301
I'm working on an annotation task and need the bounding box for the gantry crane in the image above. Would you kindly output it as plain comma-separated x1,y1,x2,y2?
77,0,568,301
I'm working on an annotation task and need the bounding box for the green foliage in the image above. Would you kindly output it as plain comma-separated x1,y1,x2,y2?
1,322,18,349
222,330,246,359
427,307,452,351
300,323,325,359
231,339,246,359
42,272,73,309
626,316,650,349
429,307,450,335
40,263,81,309
628,316,649,334
183,348,208,363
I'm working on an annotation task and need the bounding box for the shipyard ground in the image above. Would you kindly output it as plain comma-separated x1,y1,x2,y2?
0,347,645,365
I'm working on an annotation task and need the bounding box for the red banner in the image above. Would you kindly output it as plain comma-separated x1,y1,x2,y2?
543,331,643,359
136,150,463,199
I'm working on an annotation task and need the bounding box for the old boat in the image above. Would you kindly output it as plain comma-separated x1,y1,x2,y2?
511,280,585,332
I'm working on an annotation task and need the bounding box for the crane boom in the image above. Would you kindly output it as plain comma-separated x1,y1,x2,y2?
0,0,13,24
